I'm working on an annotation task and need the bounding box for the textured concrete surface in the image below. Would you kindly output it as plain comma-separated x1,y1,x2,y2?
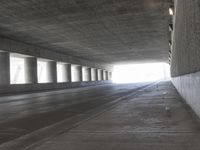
29,81,200,150
0,81,199,150
0,82,149,149
171,0,200,124
171,0,200,77
172,71,200,118
0,80,111,95
0,0,170,64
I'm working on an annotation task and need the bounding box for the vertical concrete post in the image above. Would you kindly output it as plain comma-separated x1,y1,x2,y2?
0,52,10,86
91,68,97,81
25,57,37,84
83,67,92,81
97,69,100,80
48,61,57,83
106,71,109,80
88,68,92,81
65,64,71,82
103,70,106,80
95,69,98,81
71,65,82,82
108,72,112,80
97,69,102,81
101,70,104,80
79,66,83,82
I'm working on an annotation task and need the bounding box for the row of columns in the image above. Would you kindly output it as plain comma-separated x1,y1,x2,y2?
0,52,112,86
73,66,111,82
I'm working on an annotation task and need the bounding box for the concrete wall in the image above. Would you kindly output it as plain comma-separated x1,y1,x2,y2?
0,81,112,95
171,0,200,77
171,0,200,117
172,72,200,117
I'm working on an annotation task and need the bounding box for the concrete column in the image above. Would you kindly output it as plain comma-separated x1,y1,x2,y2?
101,70,104,80
110,72,112,80
91,68,97,81
95,69,98,81
83,67,92,81
97,69,101,80
71,65,82,82
97,69,104,80
25,57,37,84
79,66,83,82
106,71,109,80
108,72,112,80
0,52,10,86
103,70,106,80
88,68,92,81
65,64,71,82
48,61,57,83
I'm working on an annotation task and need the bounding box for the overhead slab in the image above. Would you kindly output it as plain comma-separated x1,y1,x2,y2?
0,0,170,65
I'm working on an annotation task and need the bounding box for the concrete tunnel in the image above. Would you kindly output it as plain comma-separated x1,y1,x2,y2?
0,0,199,149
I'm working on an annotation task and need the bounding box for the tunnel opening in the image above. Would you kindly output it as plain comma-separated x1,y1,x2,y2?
112,62,170,84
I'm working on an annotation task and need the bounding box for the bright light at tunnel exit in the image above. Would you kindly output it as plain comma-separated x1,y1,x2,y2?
112,63,170,83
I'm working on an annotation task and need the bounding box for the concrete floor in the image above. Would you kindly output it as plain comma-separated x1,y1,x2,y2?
0,81,200,150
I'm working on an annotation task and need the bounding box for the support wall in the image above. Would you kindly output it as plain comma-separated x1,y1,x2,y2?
171,0,200,117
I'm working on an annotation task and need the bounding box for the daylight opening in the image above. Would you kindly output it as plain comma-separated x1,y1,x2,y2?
37,59,50,83
112,63,170,83
10,55,26,84
82,67,90,81
71,65,81,82
57,62,67,83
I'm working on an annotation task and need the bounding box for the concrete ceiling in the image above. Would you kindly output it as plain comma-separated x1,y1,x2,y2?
0,0,170,64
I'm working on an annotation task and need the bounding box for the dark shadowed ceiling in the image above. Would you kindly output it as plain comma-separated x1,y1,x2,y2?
0,0,170,64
